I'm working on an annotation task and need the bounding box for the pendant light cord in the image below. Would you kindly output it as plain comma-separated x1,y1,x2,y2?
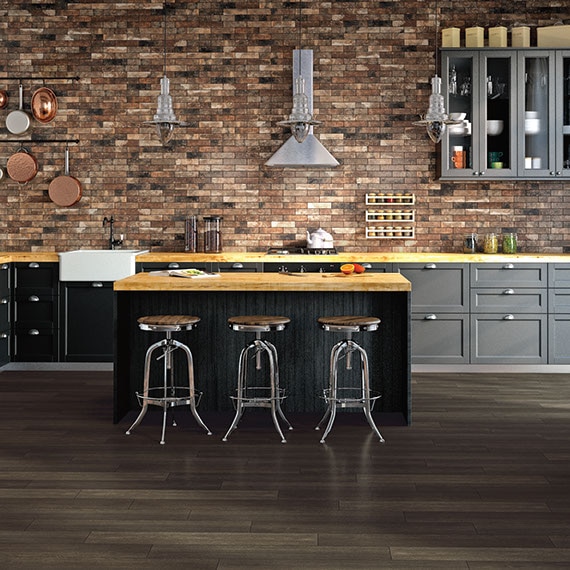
434,0,439,76
163,2,168,76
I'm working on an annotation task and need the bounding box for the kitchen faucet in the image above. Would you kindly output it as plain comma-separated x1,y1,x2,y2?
103,216,123,250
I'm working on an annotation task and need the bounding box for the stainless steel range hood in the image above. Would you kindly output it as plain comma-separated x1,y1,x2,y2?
266,50,339,168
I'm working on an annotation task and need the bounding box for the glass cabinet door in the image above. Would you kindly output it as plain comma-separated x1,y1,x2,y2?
557,52,570,177
442,53,476,178
518,52,555,176
480,52,516,177
442,51,516,179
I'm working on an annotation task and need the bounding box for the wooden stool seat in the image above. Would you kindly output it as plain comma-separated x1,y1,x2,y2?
228,315,290,332
318,316,380,332
138,315,201,332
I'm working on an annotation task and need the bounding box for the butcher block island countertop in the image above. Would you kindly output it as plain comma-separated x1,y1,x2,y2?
113,270,412,292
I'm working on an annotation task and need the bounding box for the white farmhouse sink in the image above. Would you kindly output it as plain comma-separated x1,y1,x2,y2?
59,249,148,282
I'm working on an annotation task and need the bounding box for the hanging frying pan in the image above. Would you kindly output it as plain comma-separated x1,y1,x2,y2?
6,146,38,184
31,86,58,123
6,84,31,135
0,89,8,110
48,147,82,207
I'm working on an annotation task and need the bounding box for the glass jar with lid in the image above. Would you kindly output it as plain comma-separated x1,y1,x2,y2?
203,215,223,253
483,233,498,254
502,232,517,254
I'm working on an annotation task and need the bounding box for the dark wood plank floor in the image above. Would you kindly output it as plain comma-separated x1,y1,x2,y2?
1,370,570,569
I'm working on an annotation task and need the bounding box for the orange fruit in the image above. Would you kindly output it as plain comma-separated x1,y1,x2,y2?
340,263,355,275
353,263,366,274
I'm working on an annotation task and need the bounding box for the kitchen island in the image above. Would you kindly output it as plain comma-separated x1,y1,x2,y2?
113,271,412,425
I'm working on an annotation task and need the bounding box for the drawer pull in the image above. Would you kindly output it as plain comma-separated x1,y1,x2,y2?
1,263,8,270
28,329,40,336
503,263,514,270
167,262,180,269
232,263,244,269
503,314,514,321
91,282,103,288
0,332,8,339
28,262,40,269
361,263,372,269
503,289,515,295
28,295,40,302
424,263,437,270
1,298,8,304
425,314,437,320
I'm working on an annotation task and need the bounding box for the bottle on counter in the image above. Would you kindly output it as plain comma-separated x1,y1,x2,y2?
203,215,223,253
502,232,517,254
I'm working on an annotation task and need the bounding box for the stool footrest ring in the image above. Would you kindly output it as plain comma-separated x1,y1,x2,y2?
322,387,382,409
136,387,203,409
230,386,286,406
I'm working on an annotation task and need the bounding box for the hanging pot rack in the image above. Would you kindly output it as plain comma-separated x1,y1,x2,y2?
0,139,79,145
0,77,80,82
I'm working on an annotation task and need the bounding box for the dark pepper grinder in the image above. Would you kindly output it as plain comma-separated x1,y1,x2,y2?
463,233,478,254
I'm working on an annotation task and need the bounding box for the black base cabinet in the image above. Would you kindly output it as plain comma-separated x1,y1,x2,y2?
12,262,59,362
60,282,114,362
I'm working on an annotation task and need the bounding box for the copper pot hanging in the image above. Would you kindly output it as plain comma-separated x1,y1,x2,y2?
0,89,8,110
31,86,58,124
6,146,38,184
48,146,82,207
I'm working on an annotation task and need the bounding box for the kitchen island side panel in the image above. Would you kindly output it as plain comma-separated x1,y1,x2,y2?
113,289,411,425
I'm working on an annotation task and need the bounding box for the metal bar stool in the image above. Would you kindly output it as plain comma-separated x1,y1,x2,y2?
125,315,212,444
223,315,293,443
315,316,385,444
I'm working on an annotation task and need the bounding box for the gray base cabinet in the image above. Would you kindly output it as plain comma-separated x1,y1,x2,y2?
548,264,570,364
411,313,469,364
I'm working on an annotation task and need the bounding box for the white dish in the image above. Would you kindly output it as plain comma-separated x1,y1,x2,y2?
525,118,541,135
525,111,539,119
449,112,466,121
487,120,504,136
563,125,570,134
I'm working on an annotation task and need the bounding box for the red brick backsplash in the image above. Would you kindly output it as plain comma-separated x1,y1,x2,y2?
0,0,568,254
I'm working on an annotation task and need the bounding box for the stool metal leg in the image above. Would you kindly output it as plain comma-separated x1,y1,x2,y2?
358,343,384,443
223,336,292,443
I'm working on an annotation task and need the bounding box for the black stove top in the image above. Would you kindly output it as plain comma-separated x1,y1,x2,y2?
266,247,337,255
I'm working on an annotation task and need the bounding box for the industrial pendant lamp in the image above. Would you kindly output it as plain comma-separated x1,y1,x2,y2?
413,0,459,143
277,50,321,143
143,2,187,146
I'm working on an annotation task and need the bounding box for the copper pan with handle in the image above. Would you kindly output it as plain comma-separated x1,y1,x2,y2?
31,86,58,123
48,146,82,207
6,146,38,184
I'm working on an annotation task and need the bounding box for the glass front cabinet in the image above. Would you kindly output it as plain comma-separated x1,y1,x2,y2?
441,49,570,180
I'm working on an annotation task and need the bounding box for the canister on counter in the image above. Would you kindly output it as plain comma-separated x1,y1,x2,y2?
203,215,223,253
483,232,498,254
184,215,197,252
463,233,478,254
502,232,517,254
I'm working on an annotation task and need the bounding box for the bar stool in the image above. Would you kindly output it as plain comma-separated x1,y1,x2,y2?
223,315,293,443
125,315,212,445
315,316,384,443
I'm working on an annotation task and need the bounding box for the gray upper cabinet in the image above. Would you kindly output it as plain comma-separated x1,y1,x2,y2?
441,48,570,180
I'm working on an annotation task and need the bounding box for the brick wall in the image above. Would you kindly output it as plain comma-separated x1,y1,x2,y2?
0,0,568,253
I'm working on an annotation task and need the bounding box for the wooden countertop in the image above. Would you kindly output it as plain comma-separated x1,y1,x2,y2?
137,251,570,263
114,271,412,292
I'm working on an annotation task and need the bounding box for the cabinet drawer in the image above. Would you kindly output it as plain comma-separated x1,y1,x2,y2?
411,313,469,364
216,262,262,272
14,294,58,326
0,328,10,366
138,261,213,273
13,326,58,362
13,262,58,295
471,288,547,313
549,289,570,313
549,264,570,288
470,313,547,364
470,263,546,288
397,263,469,312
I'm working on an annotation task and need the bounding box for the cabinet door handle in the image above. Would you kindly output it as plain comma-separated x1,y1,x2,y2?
425,314,437,320
28,262,40,269
28,295,40,302
28,329,40,335
361,263,372,269
232,263,244,269
424,263,437,270
167,262,180,269
503,289,515,295
503,263,514,269
1,263,8,270
503,314,514,320
1,298,8,304
0,332,8,339
91,282,103,288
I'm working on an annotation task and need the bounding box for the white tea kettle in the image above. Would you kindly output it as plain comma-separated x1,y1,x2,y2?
306,227,334,249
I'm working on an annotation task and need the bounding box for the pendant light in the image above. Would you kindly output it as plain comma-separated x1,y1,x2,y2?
413,0,460,143
143,2,187,146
